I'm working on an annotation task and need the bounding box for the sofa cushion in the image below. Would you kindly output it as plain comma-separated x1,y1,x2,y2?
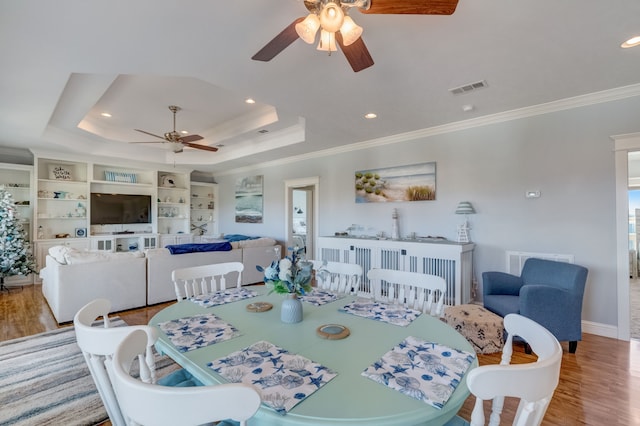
144,248,168,256
48,245,74,264
237,237,276,248
63,249,144,265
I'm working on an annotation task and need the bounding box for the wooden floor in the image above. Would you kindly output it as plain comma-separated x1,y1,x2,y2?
2,285,639,425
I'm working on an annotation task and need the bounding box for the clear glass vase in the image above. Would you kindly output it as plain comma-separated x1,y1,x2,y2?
281,293,303,323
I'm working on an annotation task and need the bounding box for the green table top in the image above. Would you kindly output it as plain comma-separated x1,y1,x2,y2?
149,286,477,426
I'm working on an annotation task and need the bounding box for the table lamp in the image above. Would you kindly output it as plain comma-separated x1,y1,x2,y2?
455,201,475,243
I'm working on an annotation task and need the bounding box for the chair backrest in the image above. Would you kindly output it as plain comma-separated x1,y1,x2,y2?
110,329,261,426
366,268,447,316
172,261,244,301
73,299,158,426
311,260,363,295
467,313,563,426
521,258,588,295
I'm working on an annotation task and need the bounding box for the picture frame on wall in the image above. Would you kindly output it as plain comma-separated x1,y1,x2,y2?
355,162,436,203
235,175,263,223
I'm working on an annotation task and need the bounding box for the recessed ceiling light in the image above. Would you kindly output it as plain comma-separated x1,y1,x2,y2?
100,112,112,118
245,98,256,104
180,130,188,134
364,113,377,119
621,36,640,48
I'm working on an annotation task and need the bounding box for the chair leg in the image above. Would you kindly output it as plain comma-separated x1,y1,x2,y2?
569,341,577,353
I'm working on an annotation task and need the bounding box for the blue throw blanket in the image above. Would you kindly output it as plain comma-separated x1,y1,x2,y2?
166,242,232,255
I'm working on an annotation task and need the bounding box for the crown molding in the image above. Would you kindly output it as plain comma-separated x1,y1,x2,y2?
216,83,640,176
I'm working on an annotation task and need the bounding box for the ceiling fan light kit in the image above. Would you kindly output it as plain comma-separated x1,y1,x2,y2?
295,14,320,43
297,1,362,52
253,0,458,72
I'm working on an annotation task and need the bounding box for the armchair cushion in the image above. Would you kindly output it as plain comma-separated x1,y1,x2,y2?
482,258,588,345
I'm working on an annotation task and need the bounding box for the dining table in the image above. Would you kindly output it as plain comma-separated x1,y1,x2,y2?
149,285,478,426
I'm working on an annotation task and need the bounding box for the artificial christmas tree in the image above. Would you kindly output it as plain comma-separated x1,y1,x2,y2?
0,188,36,291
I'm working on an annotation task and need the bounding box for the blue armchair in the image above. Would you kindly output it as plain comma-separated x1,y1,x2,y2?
482,258,588,353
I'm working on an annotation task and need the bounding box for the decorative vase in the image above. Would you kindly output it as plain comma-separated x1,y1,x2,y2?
281,293,303,323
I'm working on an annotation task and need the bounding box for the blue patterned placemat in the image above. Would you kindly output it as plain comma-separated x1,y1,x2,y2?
339,300,421,326
189,287,258,308
158,313,241,352
362,336,475,409
208,341,338,415
298,289,345,306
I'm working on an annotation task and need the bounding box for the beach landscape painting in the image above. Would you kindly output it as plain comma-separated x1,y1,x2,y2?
235,175,263,223
355,162,436,203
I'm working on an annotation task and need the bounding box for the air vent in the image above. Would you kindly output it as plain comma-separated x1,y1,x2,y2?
258,129,269,134
449,80,488,95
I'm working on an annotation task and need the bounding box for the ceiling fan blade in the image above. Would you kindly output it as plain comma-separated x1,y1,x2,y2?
336,33,374,73
183,142,219,152
361,0,459,15
134,129,166,140
252,17,305,62
178,134,204,143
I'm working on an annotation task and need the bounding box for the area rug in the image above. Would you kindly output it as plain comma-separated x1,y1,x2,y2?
0,318,178,426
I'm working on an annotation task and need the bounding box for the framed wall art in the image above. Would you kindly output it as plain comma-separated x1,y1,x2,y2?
355,162,436,203
235,175,263,223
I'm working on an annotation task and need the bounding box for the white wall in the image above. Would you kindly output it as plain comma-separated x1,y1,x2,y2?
215,95,640,330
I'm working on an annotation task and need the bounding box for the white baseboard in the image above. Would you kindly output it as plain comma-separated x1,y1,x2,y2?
582,320,618,339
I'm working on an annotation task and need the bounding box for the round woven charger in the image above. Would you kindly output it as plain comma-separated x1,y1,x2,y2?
316,324,350,340
246,302,273,312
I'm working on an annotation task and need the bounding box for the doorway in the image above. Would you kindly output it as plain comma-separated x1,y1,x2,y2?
284,177,319,260
628,157,640,340
613,133,640,341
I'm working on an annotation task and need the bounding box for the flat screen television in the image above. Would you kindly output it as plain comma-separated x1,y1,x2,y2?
90,193,151,225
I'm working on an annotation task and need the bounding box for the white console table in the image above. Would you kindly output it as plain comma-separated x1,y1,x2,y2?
317,236,475,305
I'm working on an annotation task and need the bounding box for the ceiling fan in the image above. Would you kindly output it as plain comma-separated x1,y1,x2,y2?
132,105,218,153
252,0,459,72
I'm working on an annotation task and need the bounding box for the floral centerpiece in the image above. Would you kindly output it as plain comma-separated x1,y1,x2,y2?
257,246,313,296
257,246,312,323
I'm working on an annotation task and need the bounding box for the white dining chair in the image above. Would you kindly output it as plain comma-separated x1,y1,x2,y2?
74,299,200,426
110,329,262,426
172,261,244,302
367,268,447,316
311,260,363,295
465,313,563,426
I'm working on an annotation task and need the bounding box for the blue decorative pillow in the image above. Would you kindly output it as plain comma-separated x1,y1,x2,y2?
223,234,257,242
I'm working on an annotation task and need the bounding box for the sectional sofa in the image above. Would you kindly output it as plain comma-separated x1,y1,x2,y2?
39,238,281,323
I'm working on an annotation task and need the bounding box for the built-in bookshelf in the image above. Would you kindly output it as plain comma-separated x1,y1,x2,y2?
190,181,218,239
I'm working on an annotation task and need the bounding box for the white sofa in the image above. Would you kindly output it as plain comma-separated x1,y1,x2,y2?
146,238,281,305
40,249,147,324
39,238,282,322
